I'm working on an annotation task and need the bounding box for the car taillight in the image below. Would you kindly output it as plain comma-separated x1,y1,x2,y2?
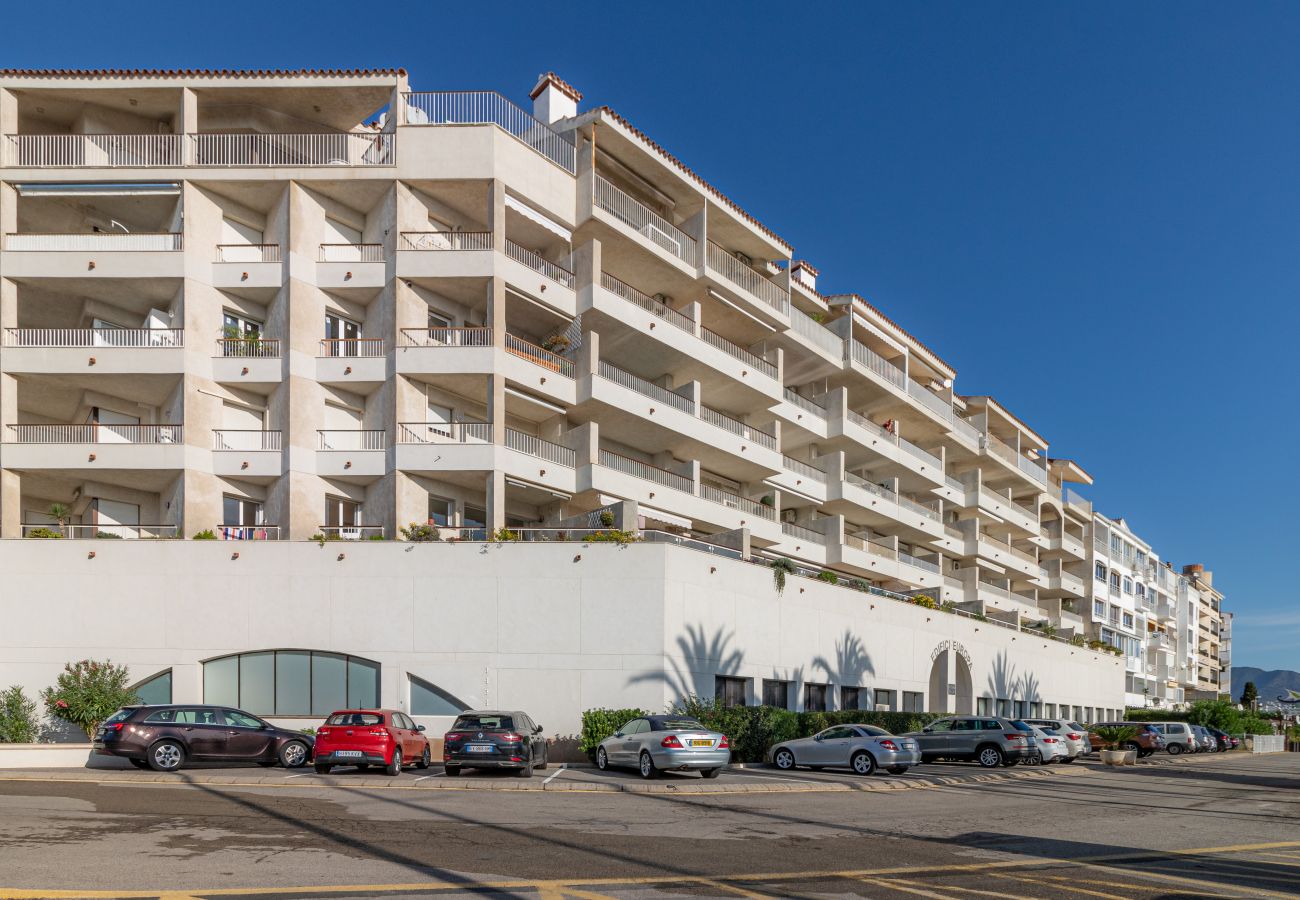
1066,733,1081,740
878,740,898,751
316,728,330,736
1007,735,1025,744
501,733,522,743
661,735,683,748
444,733,462,742
1043,738,1059,744
719,735,730,749
368,729,388,738
105,723,124,732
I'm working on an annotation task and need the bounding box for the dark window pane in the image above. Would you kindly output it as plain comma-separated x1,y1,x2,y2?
134,670,172,705
275,651,311,715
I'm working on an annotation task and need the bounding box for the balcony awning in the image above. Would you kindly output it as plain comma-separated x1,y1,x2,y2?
598,494,691,530
15,182,181,197
505,193,570,241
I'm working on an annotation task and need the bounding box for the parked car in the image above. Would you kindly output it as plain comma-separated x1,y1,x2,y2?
595,714,730,779
768,724,920,776
1026,725,1070,764
1145,721,1197,754
1205,725,1238,751
1090,721,1167,757
443,710,549,777
93,704,313,773
1191,725,1218,753
1023,717,1092,760
903,716,1031,768
314,709,430,775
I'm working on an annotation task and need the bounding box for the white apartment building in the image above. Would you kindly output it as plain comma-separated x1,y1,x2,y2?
0,68,1218,735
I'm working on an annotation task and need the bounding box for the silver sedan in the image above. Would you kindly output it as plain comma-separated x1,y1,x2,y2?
769,724,921,776
595,715,730,779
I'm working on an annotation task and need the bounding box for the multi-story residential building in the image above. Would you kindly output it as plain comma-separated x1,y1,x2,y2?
0,68,1215,735
1184,564,1226,699
1219,611,1233,700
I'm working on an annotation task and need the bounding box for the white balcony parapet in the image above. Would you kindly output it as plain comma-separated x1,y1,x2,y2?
845,532,895,559
783,389,827,421
5,328,183,348
844,408,942,471
398,421,491,444
5,133,184,167
593,175,697,265
900,550,941,574
598,361,695,414
505,239,574,288
505,333,574,377
783,455,826,484
318,430,386,451
1017,453,1049,485
317,525,387,540
848,340,906,390
907,379,954,422
216,338,280,357
319,243,384,262
190,132,394,167
4,232,182,251
699,325,777,379
705,241,790,316
21,523,180,539
780,521,826,544
399,326,493,348
216,243,281,262
898,495,940,521
402,92,576,173
399,231,492,251
5,424,182,444
600,273,696,333
789,307,843,356
505,428,576,468
699,483,775,520
598,448,693,494
213,430,282,451
977,484,1037,522
700,404,776,450
319,338,385,357
216,525,280,541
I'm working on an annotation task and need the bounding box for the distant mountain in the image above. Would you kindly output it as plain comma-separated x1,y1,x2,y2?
1232,667,1300,701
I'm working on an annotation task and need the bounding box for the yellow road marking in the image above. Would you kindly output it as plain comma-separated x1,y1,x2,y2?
989,872,1127,899
857,877,961,899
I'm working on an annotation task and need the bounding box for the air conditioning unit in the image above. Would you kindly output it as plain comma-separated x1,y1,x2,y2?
653,293,673,305
733,251,752,266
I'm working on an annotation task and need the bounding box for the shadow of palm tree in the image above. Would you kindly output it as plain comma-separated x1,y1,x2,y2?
987,649,1018,702
627,623,744,703
1020,670,1042,704
813,630,875,688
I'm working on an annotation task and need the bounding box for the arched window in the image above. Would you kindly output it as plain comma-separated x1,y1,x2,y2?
132,669,172,705
202,650,379,716
408,674,470,716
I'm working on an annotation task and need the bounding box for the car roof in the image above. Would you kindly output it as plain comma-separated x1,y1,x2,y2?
328,708,397,715
456,710,525,717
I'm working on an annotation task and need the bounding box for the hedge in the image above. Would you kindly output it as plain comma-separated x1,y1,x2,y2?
1125,701,1276,736
580,702,945,763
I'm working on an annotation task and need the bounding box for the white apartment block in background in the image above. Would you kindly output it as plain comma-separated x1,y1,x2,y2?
0,68,1226,725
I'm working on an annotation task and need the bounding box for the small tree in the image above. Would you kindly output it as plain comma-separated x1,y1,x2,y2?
47,503,71,536
41,660,138,739
1240,682,1258,709
0,686,41,743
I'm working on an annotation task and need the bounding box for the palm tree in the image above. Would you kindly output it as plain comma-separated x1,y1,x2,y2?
47,503,71,536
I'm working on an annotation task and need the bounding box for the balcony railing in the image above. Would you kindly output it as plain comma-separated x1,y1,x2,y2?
5,133,184,167
789,308,843,356
4,328,183,348
1018,454,1048,484
399,326,493,348
593,174,698,265
215,243,281,263
22,523,180,539
504,239,574,288
848,340,906,390
5,424,182,444
399,231,492,251
216,525,280,541
783,455,826,483
402,92,576,172
598,448,693,493
699,484,774,520
597,361,695,414
845,471,897,503
317,525,386,540
700,405,777,450
318,430,386,451
319,338,385,357
845,533,896,559
783,388,827,419
213,430,282,451
398,421,492,444
898,495,940,522
217,338,280,357
190,132,394,167
699,326,777,379
899,550,941,574
4,232,182,251
906,379,954,422
780,522,826,545
505,428,576,467
600,272,696,333
978,484,1036,522
896,436,942,470
951,415,982,445
505,333,574,377
319,243,385,263
705,242,790,315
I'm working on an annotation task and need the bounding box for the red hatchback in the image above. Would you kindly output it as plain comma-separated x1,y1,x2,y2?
313,709,431,776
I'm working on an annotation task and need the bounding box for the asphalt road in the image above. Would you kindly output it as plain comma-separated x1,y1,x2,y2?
0,753,1297,898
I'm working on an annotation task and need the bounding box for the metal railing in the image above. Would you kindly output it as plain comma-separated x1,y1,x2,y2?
317,525,386,540
780,522,826,545
22,523,180,539
978,484,1035,521
4,232,182,251
398,421,492,444
699,326,777,378
216,338,280,357
783,388,827,419
782,455,826,483
705,241,790,315
318,430,386,451
213,430,282,451
789,307,843,356
599,272,696,332
699,484,775,520
598,448,693,493
399,231,492,251
505,428,576,467
593,174,697,265
190,132,394,167
907,379,953,421
505,333,574,377
319,243,385,263
845,408,890,439
402,92,576,173
5,424,183,444
899,550,941,574
845,533,895,558
4,328,183,348
215,243,281,263
896,435,942,470
5,133,184,167
319,338,385,357
898,495,940,521
597,361,695,413
700,405,776,449
848,340,906,390
216,525,280,541
399,326,493,348
1018,453,1049,484
845,471,897,502
504,239,574,288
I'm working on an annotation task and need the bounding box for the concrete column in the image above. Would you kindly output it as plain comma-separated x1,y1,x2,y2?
0,89,17,135
485,469,506,532
393,470,428,532
682,301,702,334
572,239,599,290
0,469,20,538
577,327,599,377
562,421,598,467
487,277,506,349
487,373,506,448
487,179,506,254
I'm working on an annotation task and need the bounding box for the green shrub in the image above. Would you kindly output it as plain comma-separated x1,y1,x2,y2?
586,529,639,544
580,707,649,757
491,527,520,542
95,531,124,539
794,709,944,739
0,686,41,743
399,523,441,542
25,528,63,539
366,533,386,541
1093,725,1139,749
912,595,937,609
769,557,796,595
816,570,839,584
41,660,139,739
670,697,800,763
191,529,217,540
598,509,616,528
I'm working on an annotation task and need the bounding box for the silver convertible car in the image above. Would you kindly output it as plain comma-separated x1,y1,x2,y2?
595,715,731,779
769,724,921,776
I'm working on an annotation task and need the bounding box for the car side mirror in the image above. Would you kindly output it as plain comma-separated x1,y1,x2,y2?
417,725,426,732
534,725,543,734
614,731,624,738
922,727,933,733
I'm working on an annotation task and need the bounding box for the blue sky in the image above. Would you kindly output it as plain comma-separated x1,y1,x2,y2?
7,2,1295,672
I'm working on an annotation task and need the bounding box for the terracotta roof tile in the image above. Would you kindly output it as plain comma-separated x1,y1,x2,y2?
828,292,955,377
530,72,582,103
0,67,404,79
791,259,820,277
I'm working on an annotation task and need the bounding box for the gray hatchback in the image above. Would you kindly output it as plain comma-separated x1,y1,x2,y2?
596,715,730,779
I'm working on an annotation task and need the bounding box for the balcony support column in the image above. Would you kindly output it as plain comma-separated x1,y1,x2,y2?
487,374,506,448
485,469,506,533
0,469,19,538
487,276,506,349
487,179,506,254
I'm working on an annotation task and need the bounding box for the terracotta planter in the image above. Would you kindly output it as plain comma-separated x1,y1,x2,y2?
1100,749,1137,766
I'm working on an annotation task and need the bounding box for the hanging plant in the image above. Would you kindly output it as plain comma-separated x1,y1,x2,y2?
770,557,796,596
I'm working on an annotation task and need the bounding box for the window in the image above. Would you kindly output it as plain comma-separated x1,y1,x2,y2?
996,698,1011,717
872,688,896,711
927,720,954,733
144,708,219,725
329,712,383,726
977,697,992,716
1093,599,1106,618
464,506,487,540
821,726,856,740
1136,551,1147,567
132,669,172,705
409,674,469,716
1014,700,1029,718
324,313,361,355
1043,704,1056,718
223,311,263,337
840,686,863,710
1110,572,1121,591
1136,584,1146,599
1123,577,1134,594
902,691,925,713
1122,612,1134,629
224,710,264,729
427,496,454,527
762,679,790,709
202,650,380,716
804,683,828,712
1095,562,1107,582
453,713,515,730
715,676,748,708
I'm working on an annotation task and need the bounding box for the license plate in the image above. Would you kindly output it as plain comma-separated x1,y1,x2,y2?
466,744,494,753
335,750,363,758
689,739,712,747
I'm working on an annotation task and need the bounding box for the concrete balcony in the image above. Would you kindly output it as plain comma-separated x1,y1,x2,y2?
396,327,494,376
396,232,495,279
190,132,394,168
2,424,185,470
2,328,184,374
983,432,1050,490
832,409,945,487
774,522,829,567
1043,531,1087,560
844,340,979,449
212,430,283,478
973,484,1039,534
316,244,386,290
503,240,576,315
1,232,184,279
587,174,699,275
827,473,944,540
974,535,1043,581
776,389,830,440
317,341,387,390
212,340,283,388
829,533,942,590
976,579,1039,619
766,456,828,505
703,240,790,327
317,430,387,478
213,244,283,292
4,133,183,168
394,422,495,473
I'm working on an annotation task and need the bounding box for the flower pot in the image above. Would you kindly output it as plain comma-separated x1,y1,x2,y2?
1100,749,1137,766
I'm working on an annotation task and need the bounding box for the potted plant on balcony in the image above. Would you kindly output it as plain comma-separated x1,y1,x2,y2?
770,557,796,596
1093,725,1140,766
47,503,71,537
221,323,262,357
540,334,570,354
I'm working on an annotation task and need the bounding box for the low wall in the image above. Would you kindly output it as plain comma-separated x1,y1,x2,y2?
1249,734,1286,753
0,744,131,769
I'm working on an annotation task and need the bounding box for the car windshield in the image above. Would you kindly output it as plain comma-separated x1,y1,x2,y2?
453,715,514,731
1011,721,1034,732
861,725,890,737
655,718,705,731
1068,722,1087,731
327,713,383,726
1039,727,1059,736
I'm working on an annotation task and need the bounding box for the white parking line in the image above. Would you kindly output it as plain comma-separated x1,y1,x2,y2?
284,772,316,779
413,773,444,783
542,764,568,785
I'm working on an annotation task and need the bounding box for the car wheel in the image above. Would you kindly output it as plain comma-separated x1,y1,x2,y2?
638,751,658,779
278,741,309,769
128,758,150,770
772,748,796,770
148,740,185,772
535,746,548,770
886,766,909,775
596,747,610,771
1002,758,1020,767
516,758,533,778
416,747,431,770
700,768,721,779
976,745,1004,768
851,751,877,776
1060,757,1075,764
314,763,332,775
1168,744,1183,755
385,748,402,777
445,765,460,777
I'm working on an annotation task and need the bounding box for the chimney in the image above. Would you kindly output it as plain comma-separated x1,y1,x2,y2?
530,72,581,125
791,259,819,292
1182,563,1212,587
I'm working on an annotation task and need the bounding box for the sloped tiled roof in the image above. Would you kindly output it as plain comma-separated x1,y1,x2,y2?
530,72,582,102
0,68,405,78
